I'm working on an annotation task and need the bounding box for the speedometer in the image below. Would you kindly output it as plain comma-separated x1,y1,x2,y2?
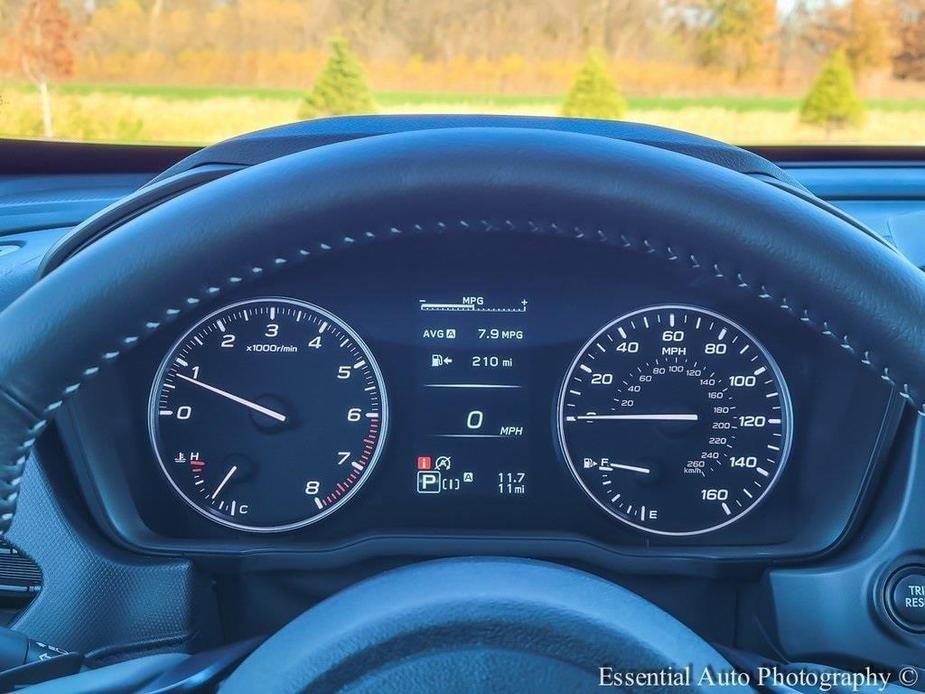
149,297,388,532
557,305,792,536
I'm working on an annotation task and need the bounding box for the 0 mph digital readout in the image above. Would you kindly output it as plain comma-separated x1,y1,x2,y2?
413,295,532,499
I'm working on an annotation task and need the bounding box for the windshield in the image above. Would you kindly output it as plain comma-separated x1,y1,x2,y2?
1,0,922,146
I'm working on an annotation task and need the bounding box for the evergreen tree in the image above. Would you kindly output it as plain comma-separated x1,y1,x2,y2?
299,38,375,119
799,49,864,131
560,49,626,120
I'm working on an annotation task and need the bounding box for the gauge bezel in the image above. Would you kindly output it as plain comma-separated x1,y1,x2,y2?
147,296,390,533
556,303,794,537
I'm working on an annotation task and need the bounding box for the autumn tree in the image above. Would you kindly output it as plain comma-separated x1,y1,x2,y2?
800,49,864,131
299,38,375,119
15,0,77,138
144,0,166,68
893,0,925,80
695,0,778,80
561,49,626,120
801,0,892,76
845,0,891,74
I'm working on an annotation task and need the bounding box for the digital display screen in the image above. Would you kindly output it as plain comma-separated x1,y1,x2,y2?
411,294,532,499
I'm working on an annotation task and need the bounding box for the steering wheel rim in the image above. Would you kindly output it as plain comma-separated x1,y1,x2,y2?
0,125,921,539
219,557,746,693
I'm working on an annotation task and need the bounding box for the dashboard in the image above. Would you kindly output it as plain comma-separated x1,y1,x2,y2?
60,233,899,563
4,122,925,678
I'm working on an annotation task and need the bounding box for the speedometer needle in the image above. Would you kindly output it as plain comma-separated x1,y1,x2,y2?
576,414,698,421
176,373,287,422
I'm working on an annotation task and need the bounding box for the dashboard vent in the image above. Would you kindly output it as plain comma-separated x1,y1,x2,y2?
0,541,41,606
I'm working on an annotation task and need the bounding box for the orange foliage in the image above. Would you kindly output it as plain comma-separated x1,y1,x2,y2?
62,49,765,97
0,0,921,98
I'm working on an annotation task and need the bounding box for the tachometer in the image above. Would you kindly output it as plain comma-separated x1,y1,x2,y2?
558,305,792,536
149,298,388,532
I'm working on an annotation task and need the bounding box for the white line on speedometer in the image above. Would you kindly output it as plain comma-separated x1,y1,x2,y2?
572,413,699,421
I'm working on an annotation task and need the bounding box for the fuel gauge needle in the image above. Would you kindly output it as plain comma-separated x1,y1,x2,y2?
211,465,238,499
609,463,651,474
176,373,287,422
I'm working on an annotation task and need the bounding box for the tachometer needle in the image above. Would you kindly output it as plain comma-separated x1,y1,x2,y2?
576,414,698,421
176,373,287,422
211,465,238,499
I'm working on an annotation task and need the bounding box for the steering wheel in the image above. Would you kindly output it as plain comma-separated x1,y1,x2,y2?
1,127,924,690
222,557,741,692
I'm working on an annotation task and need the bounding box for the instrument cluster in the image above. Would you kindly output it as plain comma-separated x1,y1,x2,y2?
63,234,899,562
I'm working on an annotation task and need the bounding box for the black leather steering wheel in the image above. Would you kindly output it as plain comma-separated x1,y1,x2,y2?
221,557,746,693
0,127,924,686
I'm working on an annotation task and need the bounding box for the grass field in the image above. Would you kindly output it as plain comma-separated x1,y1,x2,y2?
4,82,925,145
